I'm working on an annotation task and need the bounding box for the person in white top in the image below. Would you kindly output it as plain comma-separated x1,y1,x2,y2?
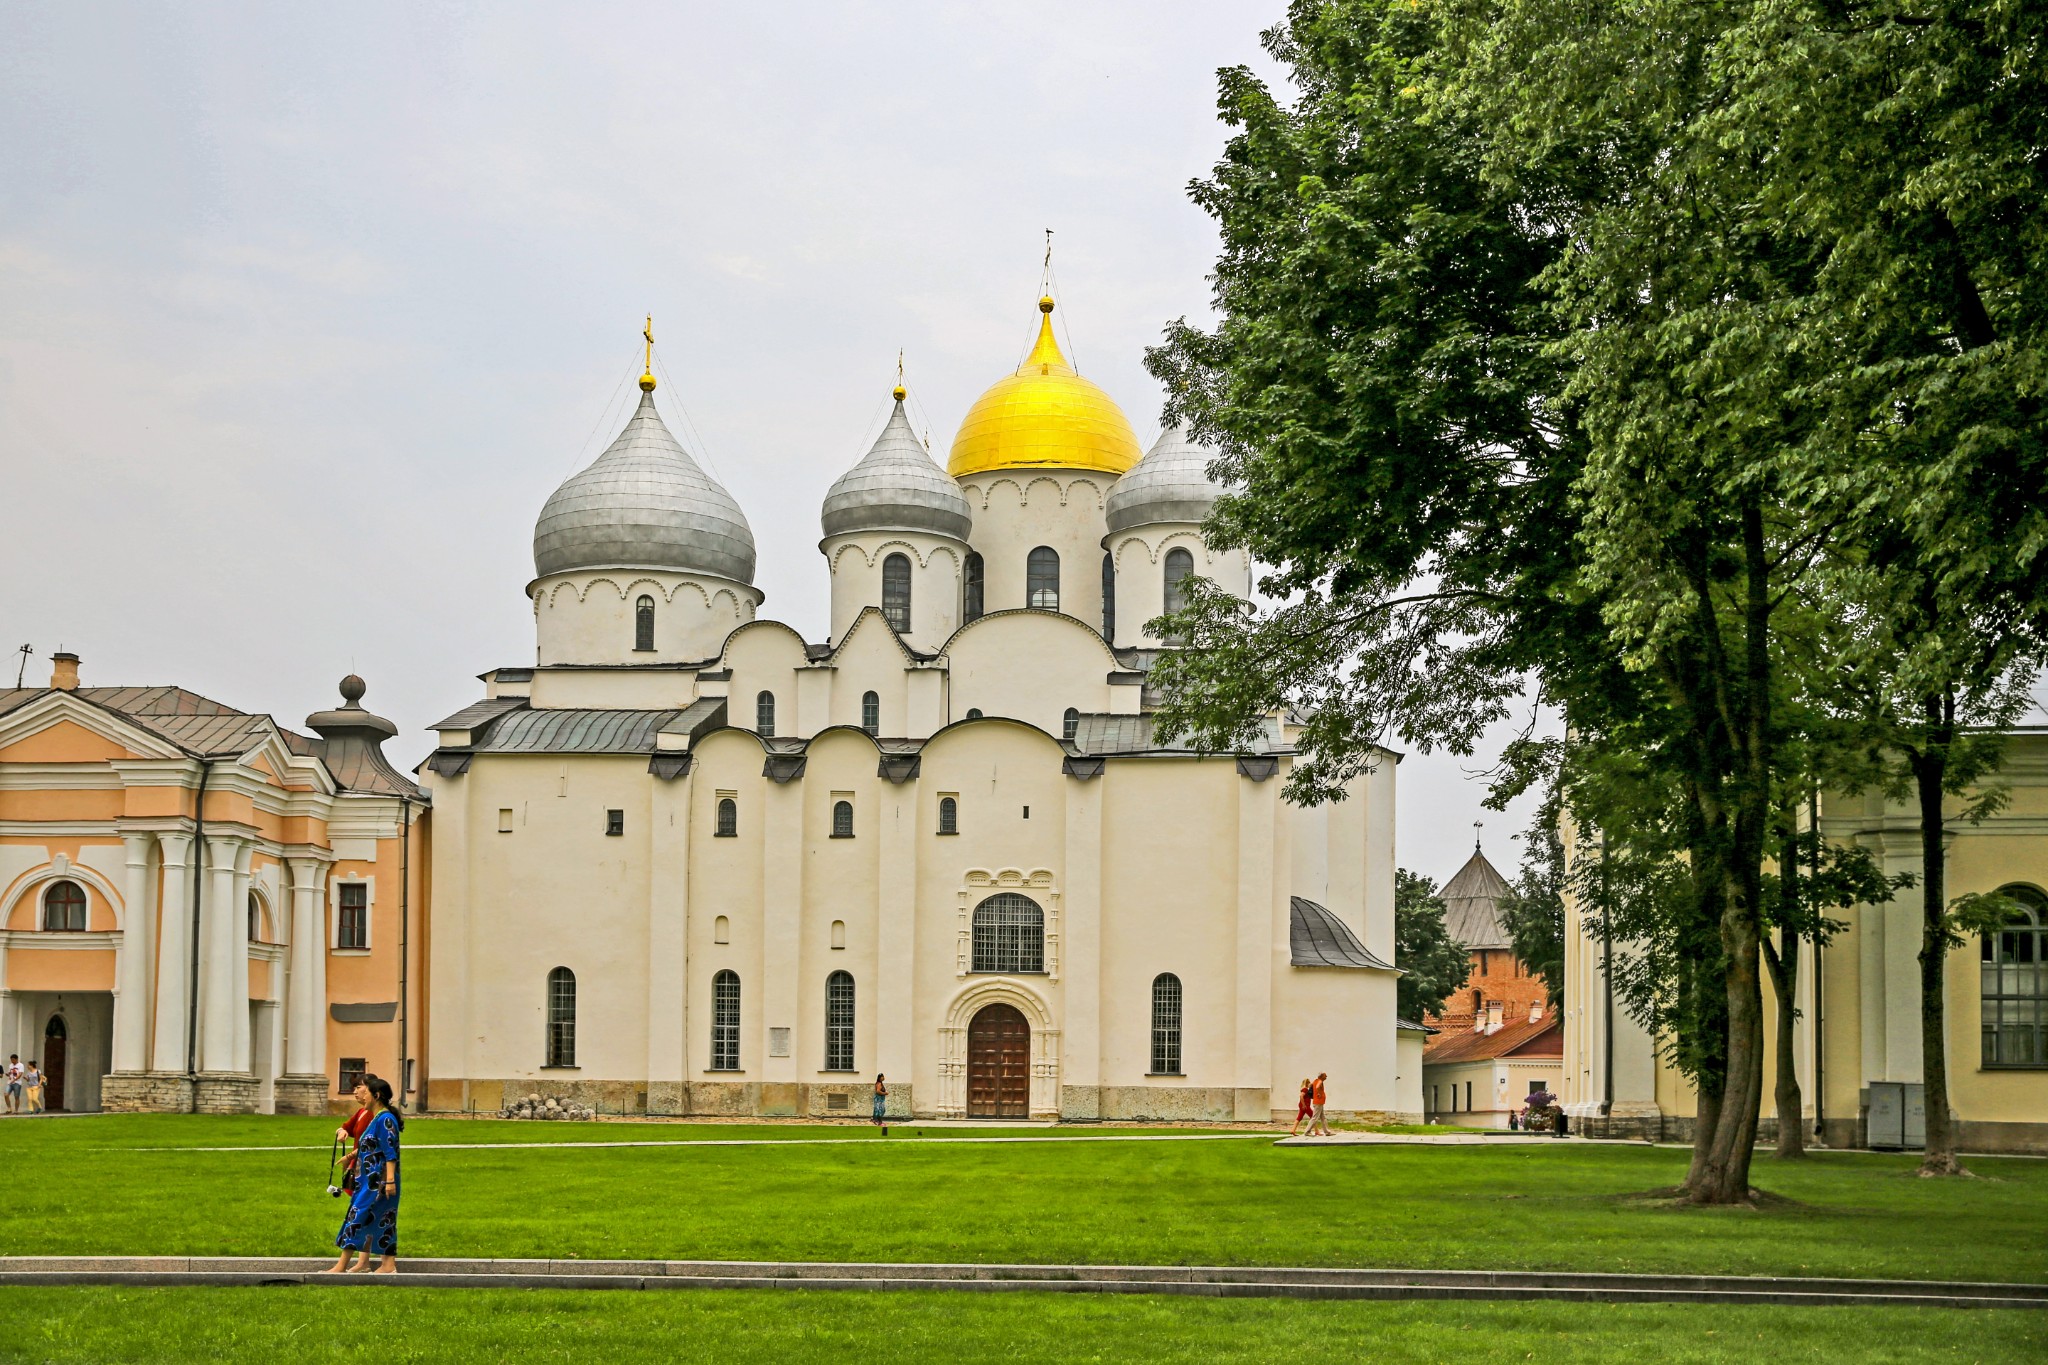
4,1055,21,1114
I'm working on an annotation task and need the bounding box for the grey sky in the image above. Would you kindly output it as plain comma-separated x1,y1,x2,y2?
0,2,1541,888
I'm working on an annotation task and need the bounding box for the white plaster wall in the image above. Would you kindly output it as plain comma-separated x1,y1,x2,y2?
959,471,1116,634
532,572,761,666
822,534,965,652
1104,527,1252,649
720,622,810,737
527,669,702,711
946,612,1121,735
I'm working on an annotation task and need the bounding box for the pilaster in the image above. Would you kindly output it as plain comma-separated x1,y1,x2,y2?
110,833,159,1073
199,834,244,1074
1235,769,1277,1118
284,856,329,1079
645,768,692,1113
1057,771,1102,1117
760,777,804,1088
150,833,195,1074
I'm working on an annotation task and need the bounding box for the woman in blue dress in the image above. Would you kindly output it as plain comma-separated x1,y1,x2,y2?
325,1073,403,1273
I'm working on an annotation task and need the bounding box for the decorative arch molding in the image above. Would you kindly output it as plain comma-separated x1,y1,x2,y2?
537,575,730,610
1109,529,1220,570
1,855,124,933
935,974,1062,1119
962,473,1111,512
824,539,966,574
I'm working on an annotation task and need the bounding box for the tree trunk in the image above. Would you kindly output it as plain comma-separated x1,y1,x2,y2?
1915,692,1964,1176
1771,803,1805,1158
1690,904,1765,1202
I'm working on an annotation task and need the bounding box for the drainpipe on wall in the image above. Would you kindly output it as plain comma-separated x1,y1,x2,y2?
183,760,213,1085
397,795,410,1107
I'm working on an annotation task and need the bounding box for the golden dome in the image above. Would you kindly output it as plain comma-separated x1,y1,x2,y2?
947,297,1142,478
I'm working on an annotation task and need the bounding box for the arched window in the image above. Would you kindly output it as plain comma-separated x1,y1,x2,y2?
756,691,776,738
714,914,731,944
716,797,738,837
711,970,741,1070
882,553,912,633
861,691,880,736
938,796,958,834
1163,548,1195,616
41,880,86,932
1101,551,1116,640
825,970,855,1071
971,893,1045,974
1151,973,1183,1074
546,966,576,1067
832,800,855,838
1027,546,1060,611
1062,707,1080,742
247,892,264,944
963,552,984,622
635,594,656,651
1984,885,2048,1067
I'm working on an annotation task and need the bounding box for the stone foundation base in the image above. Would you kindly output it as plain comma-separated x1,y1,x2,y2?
99,1072,194,1114
193,1073,262,1115
272,1075,331,1116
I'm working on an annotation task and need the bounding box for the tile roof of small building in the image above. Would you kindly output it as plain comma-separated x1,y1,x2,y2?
1421,1015,1562,1065
1288,897,1397,971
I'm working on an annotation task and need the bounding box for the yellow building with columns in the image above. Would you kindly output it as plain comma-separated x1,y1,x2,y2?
0,657,426,1114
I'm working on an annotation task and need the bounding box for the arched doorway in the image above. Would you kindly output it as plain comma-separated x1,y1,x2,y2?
43,1015,67,1113
967,1003,1030,1118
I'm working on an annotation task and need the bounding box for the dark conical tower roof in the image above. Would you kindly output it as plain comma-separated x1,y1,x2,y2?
1440,847,1512,950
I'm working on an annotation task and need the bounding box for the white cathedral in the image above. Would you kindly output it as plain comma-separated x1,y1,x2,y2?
421,296,1417,1122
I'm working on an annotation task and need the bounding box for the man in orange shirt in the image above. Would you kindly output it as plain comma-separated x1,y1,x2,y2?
1309,1072,1331,1136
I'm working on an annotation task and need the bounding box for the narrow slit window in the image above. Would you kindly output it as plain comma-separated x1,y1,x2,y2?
1151,973,1183,1074
825,970,855,1071
1101,551,1116,640
711,970,741,1070
634,594,656,651
861,691,880,736
1063,707,1080,742
1027,546,1060,611
546,966,576,1067
755,691,776,738
882,552,912,633
963,552,984,622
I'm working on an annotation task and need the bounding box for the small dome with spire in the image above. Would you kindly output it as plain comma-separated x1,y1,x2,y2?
822,394,973,542
1104,425,1228,534
534,390,757,584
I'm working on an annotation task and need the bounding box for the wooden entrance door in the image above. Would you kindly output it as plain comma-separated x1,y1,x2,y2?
966,1003,1030,1118
43,1016,67,1113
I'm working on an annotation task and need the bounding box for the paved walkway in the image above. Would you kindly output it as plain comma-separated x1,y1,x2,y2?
145,1132,1277,1154
1,1256,2040,1309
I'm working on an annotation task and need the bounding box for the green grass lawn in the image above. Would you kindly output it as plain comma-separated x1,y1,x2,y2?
3,1115,2044,1283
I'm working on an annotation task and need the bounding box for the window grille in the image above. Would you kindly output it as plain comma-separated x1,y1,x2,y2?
338,1057,367,1095
938,796,958,834
546,966,576,1066
711,970,741,1070
832,800,854,838
635,594,656,651
1983,886,2048,1067
825,970,855,1071
41,880,86,932
337,884,368,949
971,893,1045,974
1063,707,1080,742
755,691,776,737
882,553,912,633
1151,973,1183,1074
1101,551,1116,640
963,552,984,622
1027,546,1060,610
861,691,880,736
1163,547,1194,616
716,797,738,837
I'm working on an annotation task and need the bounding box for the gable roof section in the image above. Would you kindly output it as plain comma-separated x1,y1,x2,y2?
1441,847,1513,951
1289,897,1397,971
0,685,281,758
1421,1015,1562,1065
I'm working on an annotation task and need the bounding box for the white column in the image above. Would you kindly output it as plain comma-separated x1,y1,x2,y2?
112,833,158,1072
199,835,242,1073
285,858,328,1078
230,845,254,1072
151,834,196,1073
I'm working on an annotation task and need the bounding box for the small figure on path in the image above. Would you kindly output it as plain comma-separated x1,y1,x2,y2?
1289,1078,1313,1136
4,1054,20,1114
873,1073,889,1136
22,1061,43,1115
334,1082,374,1195
325,1074,402,1274
1309,1072,1331,1136
1508,1109,1519,1132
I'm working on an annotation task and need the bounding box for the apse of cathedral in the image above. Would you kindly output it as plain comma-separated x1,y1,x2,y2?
421,295,1416,1123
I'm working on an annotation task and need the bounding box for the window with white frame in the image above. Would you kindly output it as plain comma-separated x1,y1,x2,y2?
1151,973,1183,1074
41,879,86,932
546,966,576,1067
711,970,741,1070
825,970,855,1071
336,883,368,950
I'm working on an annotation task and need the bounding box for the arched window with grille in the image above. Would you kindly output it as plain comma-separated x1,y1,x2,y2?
1062,707,1080,742
1027,546,1060,610
711,970,741,1070
1163,548,1194,616
825,970,855,1071
1984,885,2048,1067
938,796,958,834
882,553,912,633
41,880,86,932
716,797,738,837
1151,973,1183,1074
861,691,880,736
971,893,1045,974
546,966,576,1067
756,691,776,737
832,800,855,838
963,552,984,622
1101,551,1116,640
635,594,656,651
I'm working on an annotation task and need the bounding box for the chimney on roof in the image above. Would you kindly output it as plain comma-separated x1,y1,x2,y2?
50,652,79,691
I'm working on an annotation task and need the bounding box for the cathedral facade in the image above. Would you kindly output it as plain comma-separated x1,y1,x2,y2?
422,298,1411,1122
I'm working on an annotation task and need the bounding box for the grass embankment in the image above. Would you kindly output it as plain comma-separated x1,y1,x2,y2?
3,1115,2043,1283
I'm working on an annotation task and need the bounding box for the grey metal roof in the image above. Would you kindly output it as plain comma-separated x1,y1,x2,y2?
1104,426,1227,534
1067,712,1288,757
430,696,529,732
821,398,972,542
1290,897,1397,970
1441,848,1513,951
472,708,688,755
534,390,757,583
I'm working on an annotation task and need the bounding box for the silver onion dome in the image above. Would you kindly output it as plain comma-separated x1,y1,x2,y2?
534,390,757,583
1104,425,1227,534
821,397,973,542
